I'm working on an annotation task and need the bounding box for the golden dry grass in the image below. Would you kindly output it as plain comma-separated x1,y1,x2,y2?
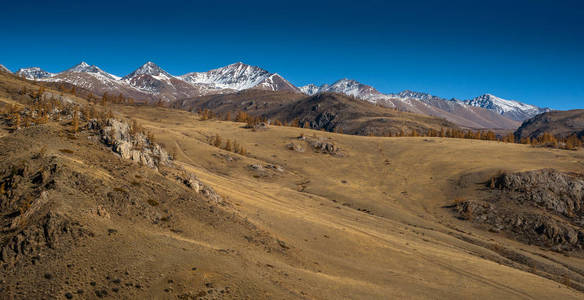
108,104,584,299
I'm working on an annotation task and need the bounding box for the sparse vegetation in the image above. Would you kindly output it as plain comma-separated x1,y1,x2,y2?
1,70,583,298
183,106,584,151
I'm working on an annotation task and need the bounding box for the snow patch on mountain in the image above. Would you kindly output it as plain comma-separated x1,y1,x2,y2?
300,76,547,122
464,94,549,121
180,62,270,90
387,90,444,102
299,84,320,95
123,62,172,81
65,62,121,80
15,67,54,80
465,94,536,114
301,79,382,100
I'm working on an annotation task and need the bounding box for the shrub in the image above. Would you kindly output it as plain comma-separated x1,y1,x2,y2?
224,139,232,151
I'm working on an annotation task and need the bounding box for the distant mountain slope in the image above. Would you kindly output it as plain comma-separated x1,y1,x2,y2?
300,80,546,129
179,62,300,93
48,66,147,100
16,67,54,80
179,62,271,90
384,95,521,129
254,73,299,92
266,92,457,135
173,90,457,135
464,94,549,121
514,109,584,139
171,89,305,115
301,82,521,129
120,62,208,100
10,61,550,129
17,61,300,102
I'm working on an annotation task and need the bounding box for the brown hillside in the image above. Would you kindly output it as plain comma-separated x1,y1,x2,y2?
1,75,584,299
515,109,584,139
174,91,458,135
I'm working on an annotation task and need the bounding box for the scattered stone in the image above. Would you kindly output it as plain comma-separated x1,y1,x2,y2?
287,143,305,152
265,164,284,172
95,289,108,298
248,164,264,171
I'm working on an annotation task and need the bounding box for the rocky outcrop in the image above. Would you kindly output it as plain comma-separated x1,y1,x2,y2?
454,169,584,252
1,212,90,264
306,137,342,156
306,111,337,131
495,169,584,218
286,142,305,152
0,153,92,264
288,135,342,156
88,119,223,203
174,171,222,204
88,118,170,169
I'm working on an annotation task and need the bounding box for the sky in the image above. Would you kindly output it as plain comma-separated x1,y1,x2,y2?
0,0,582,109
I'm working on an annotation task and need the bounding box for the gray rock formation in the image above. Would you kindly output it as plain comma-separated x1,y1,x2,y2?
454,169,584,252
89,118,170,169
306,137,341,156
496,169,584,218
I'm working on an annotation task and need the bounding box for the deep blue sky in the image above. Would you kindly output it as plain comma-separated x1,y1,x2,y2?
1,0,582,109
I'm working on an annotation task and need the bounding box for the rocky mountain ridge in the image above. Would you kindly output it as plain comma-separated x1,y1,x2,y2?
300,79,548,123
6,61,549,128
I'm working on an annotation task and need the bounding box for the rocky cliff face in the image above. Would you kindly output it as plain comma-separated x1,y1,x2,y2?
454,169,584,252
88,118,170,170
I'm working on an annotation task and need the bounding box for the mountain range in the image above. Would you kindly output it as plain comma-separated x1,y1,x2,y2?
6,61,549,129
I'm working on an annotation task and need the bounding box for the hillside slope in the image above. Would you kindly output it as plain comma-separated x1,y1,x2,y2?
1,74,584,299
114,103,584,299
175,91,458,135
266,92,457,135
515,109,584,139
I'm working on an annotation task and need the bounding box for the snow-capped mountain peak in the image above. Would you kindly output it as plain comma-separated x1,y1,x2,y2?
254,73,299,92
463,93,549,121
66,61,91,72
15,67,54,80
465,94,531,114
391,90,444,101
179,62,272,90
299,78,383,100
299,84,321,95
64,62,120,80
325,78,382,99
123,62,171,80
